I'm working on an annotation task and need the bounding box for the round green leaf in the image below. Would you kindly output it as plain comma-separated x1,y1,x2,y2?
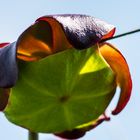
4,45,116,133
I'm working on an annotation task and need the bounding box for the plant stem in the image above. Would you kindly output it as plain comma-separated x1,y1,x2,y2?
28,131,38,140
101,28,140,42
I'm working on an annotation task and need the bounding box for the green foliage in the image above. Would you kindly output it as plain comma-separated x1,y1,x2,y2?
5,45,116,133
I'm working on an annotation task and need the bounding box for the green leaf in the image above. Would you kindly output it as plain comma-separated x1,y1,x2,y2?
4,45,116,133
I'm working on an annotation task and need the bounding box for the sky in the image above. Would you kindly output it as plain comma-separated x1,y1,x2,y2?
0,0,140,140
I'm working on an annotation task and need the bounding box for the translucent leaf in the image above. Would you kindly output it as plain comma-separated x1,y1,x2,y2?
5,45,116,133
55,42,132,139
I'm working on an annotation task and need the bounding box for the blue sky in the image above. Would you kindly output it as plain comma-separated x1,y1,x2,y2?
0,0,140,140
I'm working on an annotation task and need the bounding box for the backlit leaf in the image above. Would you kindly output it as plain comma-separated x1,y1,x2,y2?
5,45,116,133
